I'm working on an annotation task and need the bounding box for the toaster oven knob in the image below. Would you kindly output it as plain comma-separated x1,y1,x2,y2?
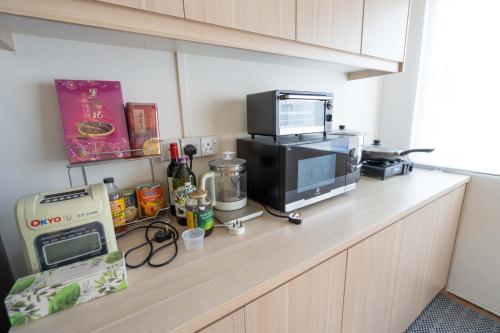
326,101,333,110
325,114,333,122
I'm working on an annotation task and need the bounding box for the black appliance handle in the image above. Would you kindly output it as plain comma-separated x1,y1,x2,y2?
278,94,333,101
399,148,435,156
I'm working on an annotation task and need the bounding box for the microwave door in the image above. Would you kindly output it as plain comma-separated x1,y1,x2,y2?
278,96,331,136
283,141,348,211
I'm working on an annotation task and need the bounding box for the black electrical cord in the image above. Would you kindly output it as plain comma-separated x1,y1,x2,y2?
183,144,197,170
263,204,303,225
116,220,179,269
188,156,194,170
263,204,289,218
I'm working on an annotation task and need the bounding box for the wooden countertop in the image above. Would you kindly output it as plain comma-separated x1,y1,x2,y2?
12,169,470,333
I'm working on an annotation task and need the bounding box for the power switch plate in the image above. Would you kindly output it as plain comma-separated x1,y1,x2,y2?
201,136,218,156
180,137,201,158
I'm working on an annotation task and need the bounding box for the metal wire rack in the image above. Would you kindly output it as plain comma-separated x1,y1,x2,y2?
114,207,174,238
62,143,172,232
65,145,166,187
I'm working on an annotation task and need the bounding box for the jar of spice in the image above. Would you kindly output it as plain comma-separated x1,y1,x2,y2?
186,190,214,237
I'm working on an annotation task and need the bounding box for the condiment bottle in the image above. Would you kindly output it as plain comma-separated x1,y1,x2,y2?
186,190,214,237
173,182,196,226
103,177,126,231
173,157,197,225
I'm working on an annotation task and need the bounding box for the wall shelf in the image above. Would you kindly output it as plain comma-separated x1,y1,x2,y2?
66,154,165,187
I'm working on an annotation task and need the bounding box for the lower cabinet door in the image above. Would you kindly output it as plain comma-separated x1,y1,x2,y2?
342,186,466,333
245,251,347,333
342,221,404,333
198,308,245,333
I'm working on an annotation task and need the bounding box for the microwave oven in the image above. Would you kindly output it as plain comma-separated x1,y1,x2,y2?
237,134,361,212
246,90,333,137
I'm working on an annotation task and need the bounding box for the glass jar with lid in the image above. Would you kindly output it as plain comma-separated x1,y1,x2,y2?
200,152,247,211
186,190,214,237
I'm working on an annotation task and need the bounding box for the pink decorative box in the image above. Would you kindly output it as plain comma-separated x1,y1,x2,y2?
55,80,131,163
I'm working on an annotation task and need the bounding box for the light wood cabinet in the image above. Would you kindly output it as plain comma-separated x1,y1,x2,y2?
361,0,410,61
342,185,466,333
199,309,245,333
183,0,296,40
245,251,347,333
0,0,408,78
342,221,404,333
204,186,465,333
97,0,184,17
388,199,443,333
245,285,289,333
297,0,364,53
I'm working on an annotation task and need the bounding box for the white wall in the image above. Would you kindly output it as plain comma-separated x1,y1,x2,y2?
180,53,382,176
0,33,383,277
377,0,428,149
447,173,500,316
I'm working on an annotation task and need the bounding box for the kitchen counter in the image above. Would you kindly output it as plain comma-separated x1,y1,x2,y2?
11,169,470,333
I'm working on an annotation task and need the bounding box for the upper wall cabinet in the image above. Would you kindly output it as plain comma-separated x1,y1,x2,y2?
297,0,364,54
183,0,296,40
361,0,410,61
97,0,184,17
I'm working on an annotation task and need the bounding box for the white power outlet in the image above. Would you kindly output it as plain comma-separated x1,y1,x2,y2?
180,137,202,158
201,136,218,156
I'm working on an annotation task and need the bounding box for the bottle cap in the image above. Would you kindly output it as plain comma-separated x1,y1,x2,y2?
188,190,208,199
169,143,179,159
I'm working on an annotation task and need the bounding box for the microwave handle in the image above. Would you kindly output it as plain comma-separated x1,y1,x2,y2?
278,94,333,101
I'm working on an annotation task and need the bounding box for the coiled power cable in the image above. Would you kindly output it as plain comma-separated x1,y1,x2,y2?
116,220,179,269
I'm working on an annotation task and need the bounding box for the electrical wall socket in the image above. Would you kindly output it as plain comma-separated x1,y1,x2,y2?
180,137,201,158
201,136,218,156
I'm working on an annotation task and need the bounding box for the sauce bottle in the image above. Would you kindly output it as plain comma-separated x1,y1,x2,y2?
103,177,126,232
173,157,197,226
186,190,214,237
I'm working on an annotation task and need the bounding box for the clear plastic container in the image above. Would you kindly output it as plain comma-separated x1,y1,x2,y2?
182,228,205,251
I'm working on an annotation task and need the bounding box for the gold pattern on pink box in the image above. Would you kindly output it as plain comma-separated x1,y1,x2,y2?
55,80,131,163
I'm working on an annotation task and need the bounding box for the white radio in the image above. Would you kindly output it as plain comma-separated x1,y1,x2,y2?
16,183,117,273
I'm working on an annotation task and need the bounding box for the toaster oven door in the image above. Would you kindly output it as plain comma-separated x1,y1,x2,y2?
277,94,333,136
282,139,348,211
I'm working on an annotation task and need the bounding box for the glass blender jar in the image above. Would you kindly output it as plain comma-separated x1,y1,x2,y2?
200,152,247,211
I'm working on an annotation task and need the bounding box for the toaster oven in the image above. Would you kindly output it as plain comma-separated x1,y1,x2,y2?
246,90,333,137
16,183,117,273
